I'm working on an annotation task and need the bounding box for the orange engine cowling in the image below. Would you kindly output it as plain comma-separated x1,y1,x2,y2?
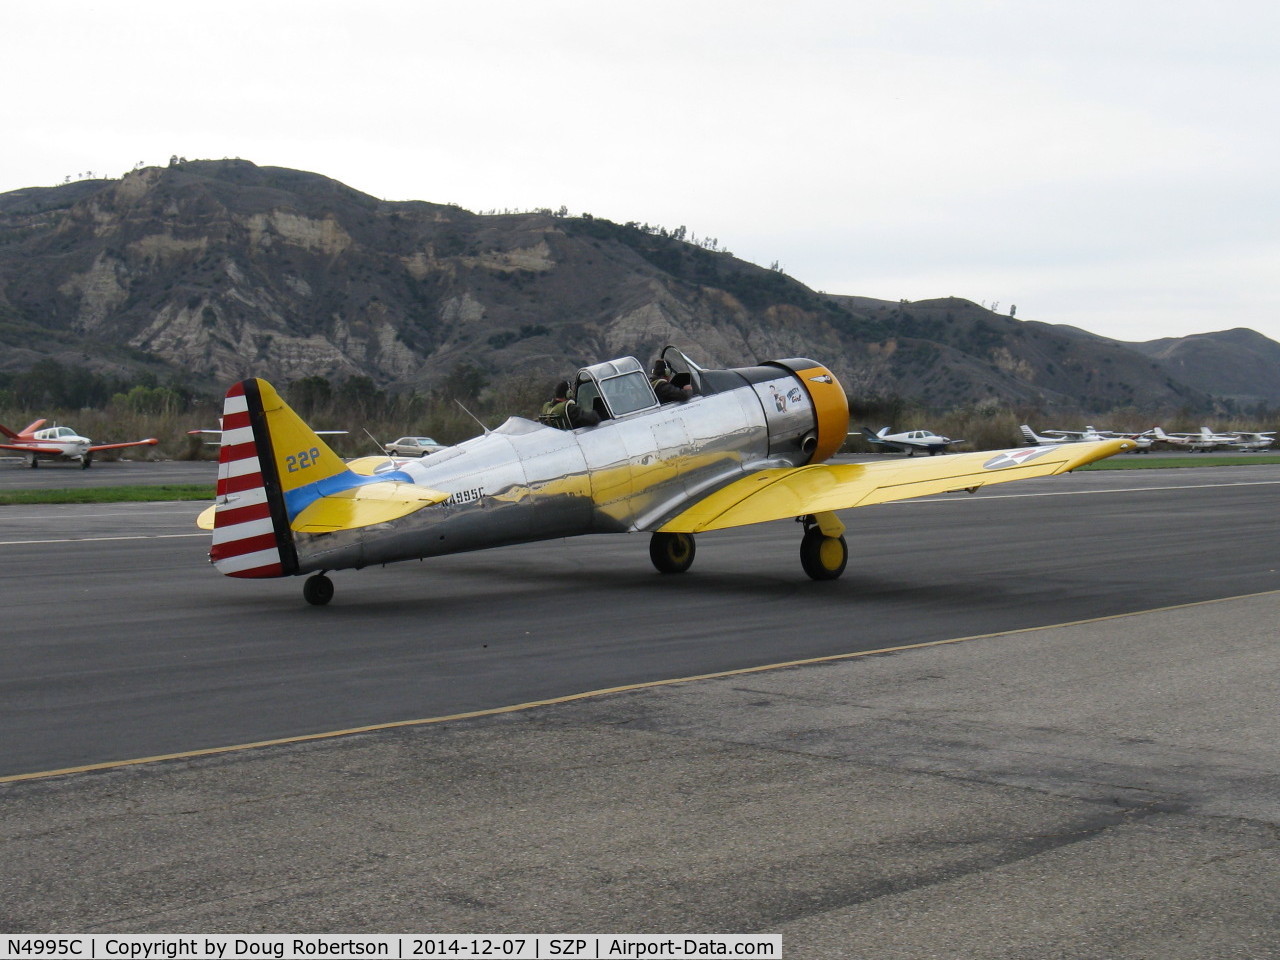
763,359,850,464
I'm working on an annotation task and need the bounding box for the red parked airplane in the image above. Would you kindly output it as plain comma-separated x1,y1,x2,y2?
0,418,158,468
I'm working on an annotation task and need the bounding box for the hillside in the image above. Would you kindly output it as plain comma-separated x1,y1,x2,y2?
0,159,1274,413
1123,328,1280,406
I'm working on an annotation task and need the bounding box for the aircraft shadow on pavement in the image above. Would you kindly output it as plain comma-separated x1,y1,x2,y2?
206,551,1027,625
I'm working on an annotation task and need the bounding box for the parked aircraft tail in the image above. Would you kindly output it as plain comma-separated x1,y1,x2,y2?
202,379,445,579
1,419,49,439
1019,424,1042,446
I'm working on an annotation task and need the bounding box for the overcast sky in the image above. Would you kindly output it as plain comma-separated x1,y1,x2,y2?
4,0,1278,344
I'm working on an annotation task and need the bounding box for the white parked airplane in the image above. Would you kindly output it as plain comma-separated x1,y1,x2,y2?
1150,426,1240,452
859,426,961,456
189,418,346,444
1228,431,1275,452
1020,424,1153,451
1020,424,1108,444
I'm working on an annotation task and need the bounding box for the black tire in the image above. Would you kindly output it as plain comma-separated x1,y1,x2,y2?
30,456,39,469
650,532,696,574
800,527,848,581
303,573,335,606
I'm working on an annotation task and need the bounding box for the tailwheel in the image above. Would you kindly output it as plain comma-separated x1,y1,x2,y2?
303,573,335,606
800,526,848,581
650,531,696,574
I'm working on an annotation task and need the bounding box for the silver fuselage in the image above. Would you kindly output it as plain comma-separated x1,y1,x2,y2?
293,367,825,574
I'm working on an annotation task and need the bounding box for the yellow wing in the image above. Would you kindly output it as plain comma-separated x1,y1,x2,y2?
346,455,405,476
659,438,1132,534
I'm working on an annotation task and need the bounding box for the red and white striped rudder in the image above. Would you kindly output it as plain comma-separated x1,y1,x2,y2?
209,380,299,578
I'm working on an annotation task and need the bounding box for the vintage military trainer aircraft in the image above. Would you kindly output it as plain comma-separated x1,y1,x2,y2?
0,419,158,468
860,426,961,456
197,348,1133,604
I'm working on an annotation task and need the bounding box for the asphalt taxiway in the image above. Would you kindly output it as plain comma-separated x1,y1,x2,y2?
0,456,216,489
2,464,1278,956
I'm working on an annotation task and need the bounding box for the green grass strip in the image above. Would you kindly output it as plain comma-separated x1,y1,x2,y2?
0,484,215,505
1080,454,1280,470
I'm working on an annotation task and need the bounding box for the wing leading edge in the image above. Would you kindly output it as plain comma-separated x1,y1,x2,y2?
658,438,1132,534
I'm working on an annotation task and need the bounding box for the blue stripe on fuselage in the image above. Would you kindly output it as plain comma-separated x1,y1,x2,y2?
283,469,416,520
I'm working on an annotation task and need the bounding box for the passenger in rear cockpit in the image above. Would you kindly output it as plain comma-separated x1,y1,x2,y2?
539,380,599,429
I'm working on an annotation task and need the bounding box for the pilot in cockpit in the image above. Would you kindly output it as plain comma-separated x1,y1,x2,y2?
650,360,692,404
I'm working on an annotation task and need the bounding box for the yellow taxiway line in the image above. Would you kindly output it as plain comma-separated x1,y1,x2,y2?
5,588,1278,785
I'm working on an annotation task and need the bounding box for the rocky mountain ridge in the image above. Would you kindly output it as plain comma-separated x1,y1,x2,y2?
2,159,1277,413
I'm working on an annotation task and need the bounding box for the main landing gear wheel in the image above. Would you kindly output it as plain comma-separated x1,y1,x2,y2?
303,573,334,606
800,526,848,581
650,531,696,574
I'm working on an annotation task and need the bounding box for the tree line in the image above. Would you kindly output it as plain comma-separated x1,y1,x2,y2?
3,359,1275,461
0,360,201,414
0,360,547,457
0,360,499,419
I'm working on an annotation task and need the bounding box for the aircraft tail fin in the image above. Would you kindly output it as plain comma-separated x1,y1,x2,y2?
1018,424,1040,446
208,379,325,578
206,379,445,578
0,419,45,440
